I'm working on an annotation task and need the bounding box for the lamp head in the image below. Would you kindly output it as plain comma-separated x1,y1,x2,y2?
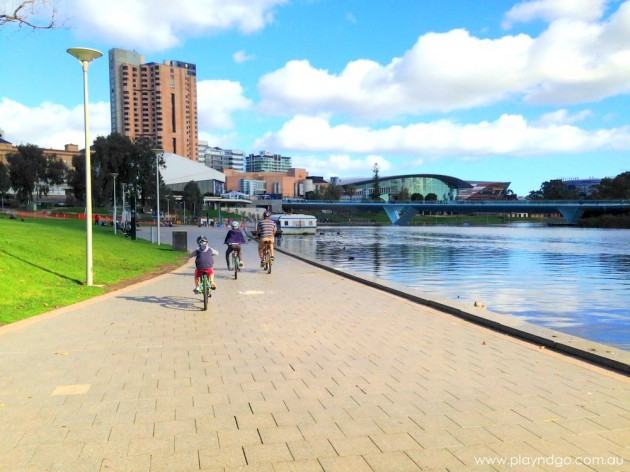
67,47,103,63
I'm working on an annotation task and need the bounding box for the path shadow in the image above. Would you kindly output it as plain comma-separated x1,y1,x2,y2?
116,295,204,312
1,249,83,285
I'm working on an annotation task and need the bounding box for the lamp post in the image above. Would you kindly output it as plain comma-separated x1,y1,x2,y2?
67,47,102,286
110,173,118,235
151,149,163,245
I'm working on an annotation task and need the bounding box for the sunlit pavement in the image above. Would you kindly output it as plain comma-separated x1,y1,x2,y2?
0,225,628,471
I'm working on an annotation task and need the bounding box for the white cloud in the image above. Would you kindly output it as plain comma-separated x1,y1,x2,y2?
291,153,391,178
502,0,607,29
66,0,288,51
233,50,255,63
0,98,111,150
197,79,253,130
199,130,240,148
537,109,592,126
257,1,630,119
0,79,250,150
255,114,630,158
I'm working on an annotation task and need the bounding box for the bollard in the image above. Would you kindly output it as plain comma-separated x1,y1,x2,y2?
172,231,188,251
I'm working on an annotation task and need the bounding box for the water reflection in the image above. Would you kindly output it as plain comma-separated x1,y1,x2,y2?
280,225,630,351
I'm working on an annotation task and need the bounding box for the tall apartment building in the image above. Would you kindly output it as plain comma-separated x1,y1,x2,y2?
109,48,198,160
197,142,244,171
245,150,292,173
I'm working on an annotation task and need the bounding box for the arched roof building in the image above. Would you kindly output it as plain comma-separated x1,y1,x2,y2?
336,174,474,202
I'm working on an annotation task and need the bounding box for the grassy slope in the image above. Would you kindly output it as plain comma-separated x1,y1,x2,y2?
0,216,186,325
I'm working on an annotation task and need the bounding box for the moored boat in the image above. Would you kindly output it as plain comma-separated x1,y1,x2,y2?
271,213,317,235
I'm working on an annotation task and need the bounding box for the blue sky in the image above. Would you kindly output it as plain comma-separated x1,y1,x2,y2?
1,0,629,196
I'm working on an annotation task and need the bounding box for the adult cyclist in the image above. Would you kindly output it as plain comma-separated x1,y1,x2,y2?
257,211,276,267
224,220,247,270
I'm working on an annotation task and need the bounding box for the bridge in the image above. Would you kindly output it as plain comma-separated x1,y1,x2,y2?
281,200,630,225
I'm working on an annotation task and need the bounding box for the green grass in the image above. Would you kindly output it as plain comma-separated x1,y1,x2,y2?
0,216,187,325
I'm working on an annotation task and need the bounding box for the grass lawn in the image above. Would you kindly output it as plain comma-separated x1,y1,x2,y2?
0,215,187,325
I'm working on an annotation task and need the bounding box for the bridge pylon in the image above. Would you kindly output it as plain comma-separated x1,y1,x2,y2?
383,205,419,225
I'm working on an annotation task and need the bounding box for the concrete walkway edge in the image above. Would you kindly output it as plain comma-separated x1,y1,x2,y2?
274,244,630,375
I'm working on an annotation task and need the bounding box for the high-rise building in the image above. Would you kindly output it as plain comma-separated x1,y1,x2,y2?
108,48,198,160
197,142,244,171
245,150,292,173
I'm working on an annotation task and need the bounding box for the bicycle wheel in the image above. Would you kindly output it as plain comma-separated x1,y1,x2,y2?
201,273,209,311
232,252,239,279
265,249,272,274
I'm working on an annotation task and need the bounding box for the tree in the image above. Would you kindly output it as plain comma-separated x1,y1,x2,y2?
68,153,86,203
593,172,630,199
7,144,47,204
541,179,578,200
425,193,438,201
343,184,357,197
371,163,381,201
1,0,58,29
527,179,578,200
505,189,518,200
182,181,203,216
35,155,66,198
0,161,11,197
526,189,544,200
410,193,424,202
68,133,162,208
322,184,342,201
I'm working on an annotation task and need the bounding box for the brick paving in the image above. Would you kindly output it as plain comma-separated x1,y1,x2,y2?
0,227,629,471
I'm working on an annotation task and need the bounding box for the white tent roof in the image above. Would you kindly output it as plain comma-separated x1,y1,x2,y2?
161,152,225,185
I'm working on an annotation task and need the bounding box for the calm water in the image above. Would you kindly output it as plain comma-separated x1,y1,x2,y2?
277,224,630,351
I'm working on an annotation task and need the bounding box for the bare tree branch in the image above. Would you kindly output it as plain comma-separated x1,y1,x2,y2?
0,0,57,29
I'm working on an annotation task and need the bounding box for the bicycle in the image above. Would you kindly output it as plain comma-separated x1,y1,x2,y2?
199,270,212,310
262,240,272,274
229,243,241,280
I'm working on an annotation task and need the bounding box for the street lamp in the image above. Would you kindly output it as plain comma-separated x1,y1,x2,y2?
67,47,102,286
151,149,163,245
110,173,118,235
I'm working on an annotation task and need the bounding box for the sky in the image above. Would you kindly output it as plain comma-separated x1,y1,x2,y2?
1,0,629,197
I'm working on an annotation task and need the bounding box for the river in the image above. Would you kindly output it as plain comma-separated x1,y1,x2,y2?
276,223,630,351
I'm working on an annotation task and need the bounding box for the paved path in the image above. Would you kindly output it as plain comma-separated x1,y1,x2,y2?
1,227,629,471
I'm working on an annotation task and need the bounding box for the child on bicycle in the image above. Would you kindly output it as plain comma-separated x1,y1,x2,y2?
224,220,247,270
190,235,219,293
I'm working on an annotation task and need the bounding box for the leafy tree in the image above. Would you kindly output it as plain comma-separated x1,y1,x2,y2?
371,163,381,200
322,184,342,201
343,184,357,197
0,161,11,196
526,189,544,200
410,193,423,201
7,144,46,204
1,0,58,29
425,193,438,201
593,172,630,199
35,155,66,197
68,133,163,208
541,179,578,200
182,181,203,216
305,189,322,200
68,153,86,203
505,189,518,200
527,179,578,200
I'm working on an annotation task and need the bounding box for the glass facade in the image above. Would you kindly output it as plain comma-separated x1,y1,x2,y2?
350,175,462,201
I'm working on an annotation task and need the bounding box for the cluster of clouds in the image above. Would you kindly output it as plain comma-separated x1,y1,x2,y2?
2,0,629,180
